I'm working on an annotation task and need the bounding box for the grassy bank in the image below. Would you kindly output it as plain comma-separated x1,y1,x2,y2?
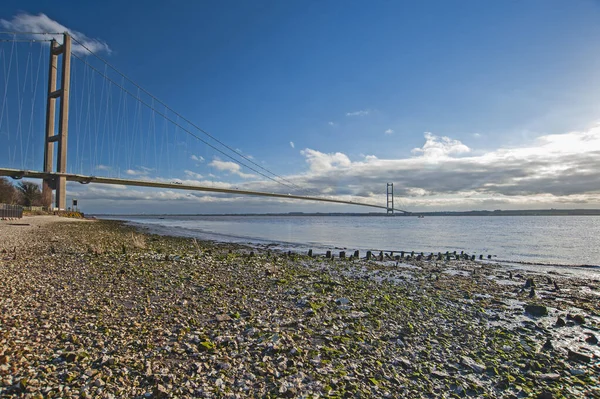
0,220,597,398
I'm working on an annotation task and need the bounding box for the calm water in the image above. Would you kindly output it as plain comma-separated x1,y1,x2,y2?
101,215,600,267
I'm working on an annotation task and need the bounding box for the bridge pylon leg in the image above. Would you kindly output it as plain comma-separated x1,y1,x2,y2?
387,183,394,215
42,33,71,210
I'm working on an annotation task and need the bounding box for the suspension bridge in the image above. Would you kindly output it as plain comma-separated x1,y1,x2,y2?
0,32,407,214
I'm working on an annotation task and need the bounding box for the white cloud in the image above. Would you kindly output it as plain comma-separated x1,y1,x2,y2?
184,170,203,179
190,155,205,162
411,132,471,158
125,167,153,177
472,133,482,138
209,158,256,179
300,149,352,172
0,13,111,56
384,129,394,135
346,109,370,117
95,164,111,171
70,124,600,212
242,125,600,209
290,141,295,149
328,121,337,126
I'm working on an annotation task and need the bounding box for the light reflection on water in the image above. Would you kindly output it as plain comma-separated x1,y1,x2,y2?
101,215,600,268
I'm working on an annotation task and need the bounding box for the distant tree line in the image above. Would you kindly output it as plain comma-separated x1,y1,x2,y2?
0,178,43,207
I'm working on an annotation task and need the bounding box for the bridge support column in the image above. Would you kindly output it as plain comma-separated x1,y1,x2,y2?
42,33,71,210
387,183,394,214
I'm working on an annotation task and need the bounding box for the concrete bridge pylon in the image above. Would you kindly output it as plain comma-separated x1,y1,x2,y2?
42,33,71,210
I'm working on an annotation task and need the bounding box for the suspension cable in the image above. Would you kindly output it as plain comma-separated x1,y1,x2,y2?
71,53,303,192
69,35,322,196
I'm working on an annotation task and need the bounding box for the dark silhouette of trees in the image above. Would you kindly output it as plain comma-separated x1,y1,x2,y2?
16,181,42,207
0,178,17,204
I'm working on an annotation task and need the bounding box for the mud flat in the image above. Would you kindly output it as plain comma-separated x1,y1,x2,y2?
0,219,598,398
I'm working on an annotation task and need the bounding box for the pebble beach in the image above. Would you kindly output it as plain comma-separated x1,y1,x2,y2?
0,217,598,398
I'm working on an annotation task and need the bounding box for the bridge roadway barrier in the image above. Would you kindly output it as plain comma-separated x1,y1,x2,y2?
0,204,23,219
0,168,408,213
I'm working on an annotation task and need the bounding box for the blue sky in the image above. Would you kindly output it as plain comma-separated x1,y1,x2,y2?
1,1,600,213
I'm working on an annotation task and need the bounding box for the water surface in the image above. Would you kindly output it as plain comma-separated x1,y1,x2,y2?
100,215,600,269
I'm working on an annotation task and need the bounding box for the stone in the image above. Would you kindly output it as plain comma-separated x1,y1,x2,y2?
555,317,566,327
569,368,585,376
538,391,553,399
537,373,560,381
281,387,298,398
0,355,8,365
431,370,450,379
542,339,553,350
154,384,169,398
567,349,591,363
585,333,598,345
217,362,231,371
336,298,350,306
395,357,412,369
573,314,585,324
65,352,77,363
215,314,232,322
460,356,486,373
524,304,548,317
529,287,536,298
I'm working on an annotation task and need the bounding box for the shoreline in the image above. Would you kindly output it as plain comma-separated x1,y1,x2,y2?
109,216,600,275
0,217,598,398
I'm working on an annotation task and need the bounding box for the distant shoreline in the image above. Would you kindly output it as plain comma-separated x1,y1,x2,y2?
93,209,600,217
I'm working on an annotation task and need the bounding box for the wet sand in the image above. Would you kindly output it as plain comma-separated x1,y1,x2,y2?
0,217,598,398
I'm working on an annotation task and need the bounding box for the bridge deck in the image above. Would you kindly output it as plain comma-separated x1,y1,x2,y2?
0,168,407,213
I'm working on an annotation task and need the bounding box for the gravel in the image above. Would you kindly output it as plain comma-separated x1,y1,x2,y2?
0,218,598,398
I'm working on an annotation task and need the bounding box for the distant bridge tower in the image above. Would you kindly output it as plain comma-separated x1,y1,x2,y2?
42,33,72,210
387,183,394,214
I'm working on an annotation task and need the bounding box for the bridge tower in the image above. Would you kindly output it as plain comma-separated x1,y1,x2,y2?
387,183,394,214
42,33,72,210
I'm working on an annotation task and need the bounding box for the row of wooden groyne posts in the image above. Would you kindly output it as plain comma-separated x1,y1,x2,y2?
251,248,494,262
